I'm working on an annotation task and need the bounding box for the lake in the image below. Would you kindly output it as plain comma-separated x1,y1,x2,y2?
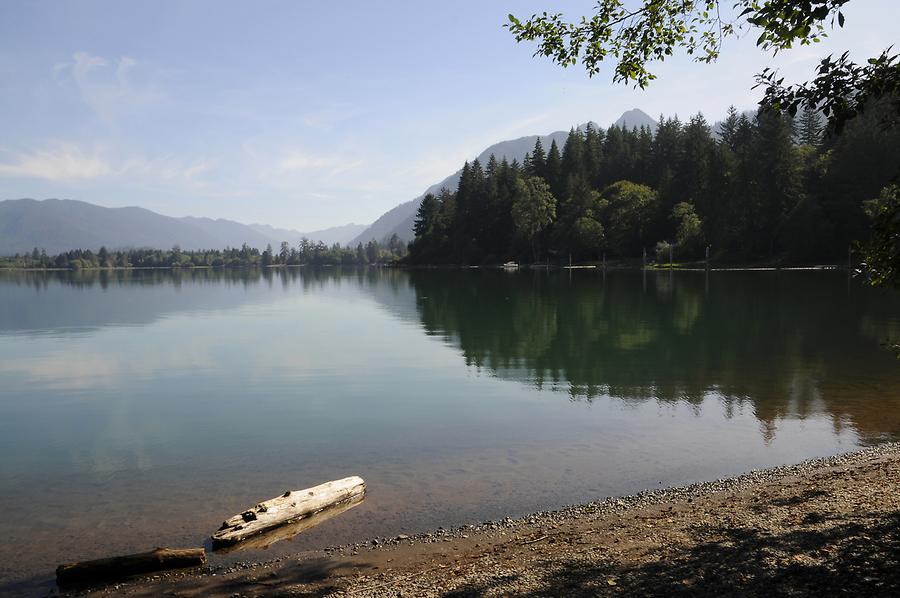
1,267,898,593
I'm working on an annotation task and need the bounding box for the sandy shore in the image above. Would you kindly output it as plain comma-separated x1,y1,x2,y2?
65,442,900,597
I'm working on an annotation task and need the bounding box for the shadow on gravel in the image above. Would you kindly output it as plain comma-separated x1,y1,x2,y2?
442,574,521,598
117,557,351,598
762,488,830,509
442,511,900,597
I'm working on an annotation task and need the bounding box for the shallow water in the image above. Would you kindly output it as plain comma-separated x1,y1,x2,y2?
0,267,898,593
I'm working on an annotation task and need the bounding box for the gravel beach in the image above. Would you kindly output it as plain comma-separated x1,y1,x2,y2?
67,442,900,597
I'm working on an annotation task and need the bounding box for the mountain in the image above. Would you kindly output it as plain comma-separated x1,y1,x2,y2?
1,199,221,255
0,198,367,255
351,109,657,246
250,222,368,246
181,216,275,249
614,108,657,131
350,129,571,247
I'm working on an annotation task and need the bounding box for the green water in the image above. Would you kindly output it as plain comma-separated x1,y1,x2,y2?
0,267,897,593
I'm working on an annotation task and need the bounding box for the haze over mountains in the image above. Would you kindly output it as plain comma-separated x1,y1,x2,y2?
0,198,365,255
1,109,659,255
349,108,658,246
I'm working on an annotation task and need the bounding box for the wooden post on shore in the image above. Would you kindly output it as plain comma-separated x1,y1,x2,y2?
705,245,710,270
669,244,674,268
602,252,606,271
642,247,647,270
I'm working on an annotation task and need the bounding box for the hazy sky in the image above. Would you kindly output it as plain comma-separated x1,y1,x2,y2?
1,1,896,230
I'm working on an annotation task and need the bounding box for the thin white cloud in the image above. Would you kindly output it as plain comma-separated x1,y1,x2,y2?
71,51,108,79
0,143,214,184
0,144,111,181
58,51,165,122
263,149,365,179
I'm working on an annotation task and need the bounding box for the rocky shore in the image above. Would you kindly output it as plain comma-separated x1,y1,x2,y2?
70,442,900,597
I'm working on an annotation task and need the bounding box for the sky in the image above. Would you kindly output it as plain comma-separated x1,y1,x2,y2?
0,1,897,231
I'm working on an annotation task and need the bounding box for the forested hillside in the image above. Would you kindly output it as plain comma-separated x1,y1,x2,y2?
409,103,899,265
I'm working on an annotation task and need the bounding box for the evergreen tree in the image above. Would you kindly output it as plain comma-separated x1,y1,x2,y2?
402,103,897,268
529,138,546,178
718,106,741,150
796,107,824,147
414,193,440,238
545,139,563,197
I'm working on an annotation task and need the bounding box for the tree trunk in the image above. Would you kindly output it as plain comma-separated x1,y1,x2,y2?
56,548,206,586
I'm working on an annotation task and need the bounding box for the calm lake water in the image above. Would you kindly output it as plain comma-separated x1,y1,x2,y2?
1,267,898,593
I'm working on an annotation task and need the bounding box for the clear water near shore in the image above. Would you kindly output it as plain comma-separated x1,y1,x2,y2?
0,267,898,593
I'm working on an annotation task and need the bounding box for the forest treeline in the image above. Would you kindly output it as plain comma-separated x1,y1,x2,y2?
408,103,900,265
0,236,407,270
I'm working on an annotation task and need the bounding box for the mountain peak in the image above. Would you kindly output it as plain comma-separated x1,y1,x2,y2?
613,108,656,132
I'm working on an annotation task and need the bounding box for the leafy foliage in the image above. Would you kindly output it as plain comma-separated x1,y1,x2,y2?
512,176,557,261
860,184,900,288
673,201,704,257
757,49,900,134
506,1,850,88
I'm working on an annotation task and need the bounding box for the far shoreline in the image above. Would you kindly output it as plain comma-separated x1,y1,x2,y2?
0,262,851,273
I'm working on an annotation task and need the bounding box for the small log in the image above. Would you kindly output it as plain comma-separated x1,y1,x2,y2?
212,476,366,548
214,493,365,553
56,547,206,586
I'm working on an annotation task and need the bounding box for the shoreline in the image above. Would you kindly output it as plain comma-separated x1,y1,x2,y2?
64,441,900,597
0,263,849,273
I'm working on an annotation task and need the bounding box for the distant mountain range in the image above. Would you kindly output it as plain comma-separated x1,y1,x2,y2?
1,109,665,255
350,108,658,246
248,222,368,246
0,198,365,255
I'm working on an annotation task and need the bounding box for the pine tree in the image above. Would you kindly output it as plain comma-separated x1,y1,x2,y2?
718,105,741,150
414,194,440,238
545,139,563,197
796,108,824,147
582,123,603,182
560,128,584,192
529,138,546,178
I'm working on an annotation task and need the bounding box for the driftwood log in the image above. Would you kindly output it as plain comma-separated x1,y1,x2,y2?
212,476,366,549
56,547,206,586
214,493,365,553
